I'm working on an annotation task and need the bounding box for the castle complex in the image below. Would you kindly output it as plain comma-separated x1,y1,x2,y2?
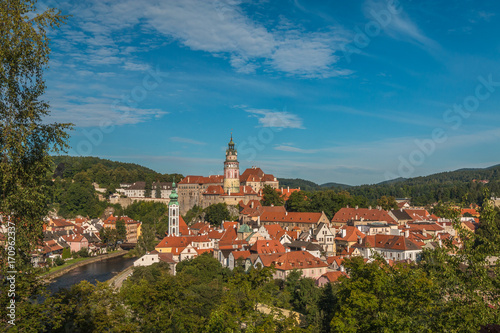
178,135,279,214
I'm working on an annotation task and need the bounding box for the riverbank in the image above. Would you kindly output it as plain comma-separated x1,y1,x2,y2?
42,250,129,282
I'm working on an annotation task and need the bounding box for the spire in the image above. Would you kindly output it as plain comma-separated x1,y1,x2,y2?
228,132,235,151
169,177,178,205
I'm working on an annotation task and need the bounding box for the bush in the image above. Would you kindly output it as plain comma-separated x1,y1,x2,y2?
55,256,65,266
77,248,90,257
62,248,71,259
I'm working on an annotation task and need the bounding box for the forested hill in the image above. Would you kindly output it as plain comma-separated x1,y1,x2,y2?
281,164,500,206
348,164,500,206
277,178,352,191
377,164,500,186
50,156,184,187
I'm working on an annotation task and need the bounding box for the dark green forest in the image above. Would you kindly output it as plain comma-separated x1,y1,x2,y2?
281,164,500,207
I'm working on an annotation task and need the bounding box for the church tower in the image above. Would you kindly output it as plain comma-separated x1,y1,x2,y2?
168,180,180,236
223,134,240,194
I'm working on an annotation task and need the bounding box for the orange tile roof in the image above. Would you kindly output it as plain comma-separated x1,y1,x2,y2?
259,211,324,224
407,222,444,232
320,271,348,283
276,188,301,201
326,256,344,266
263,224,285,239
61,234,87,243
461,208,480,216
203,185,225,195
231,250,252,260
179,175,224,185
250,240,286,254
335,226,366,242
404,209,432,221
223,221,238,230
156,236,193,249
272,251,328,271
51,218,74,228
220,185,257,197
360,234,421,251
332,208,396,224
240,168,265,182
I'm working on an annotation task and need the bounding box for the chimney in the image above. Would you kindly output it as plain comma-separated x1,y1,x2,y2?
341,228,347,238
285,211,288,216
287,186,289,192
369,206,372,210
355,205,359,209
405,229,409,238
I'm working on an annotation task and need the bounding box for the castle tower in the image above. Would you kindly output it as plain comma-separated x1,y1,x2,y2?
168,180,180,236
223,134,240,194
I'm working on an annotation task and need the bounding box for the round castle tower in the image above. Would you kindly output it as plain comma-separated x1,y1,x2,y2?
223,134,240,194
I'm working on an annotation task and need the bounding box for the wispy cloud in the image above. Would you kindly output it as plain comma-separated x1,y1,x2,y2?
274,145,319,154
170,137,207,145
246,109,305,129
45,94,168,127
364,0,440,52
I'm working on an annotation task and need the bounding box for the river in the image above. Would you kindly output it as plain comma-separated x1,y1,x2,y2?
47,255,137,294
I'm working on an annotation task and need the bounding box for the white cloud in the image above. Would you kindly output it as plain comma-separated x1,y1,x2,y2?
246,109,304,129
61,0,350,78
122,61,151,72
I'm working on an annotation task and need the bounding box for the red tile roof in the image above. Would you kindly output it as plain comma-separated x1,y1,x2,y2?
360,234,421,251
231,250,252,260
335,226,366,243
319,271,348,283
263,224,285,239
406,222,444,232
404,209,432,221
332,208,396,224
276,188,301,201
51,218,74,228
272,251,328,271
156,236,193,249
203,185,225,195
61,234,87,243
250,240,286,254
179,175,224,185
259,211,324,224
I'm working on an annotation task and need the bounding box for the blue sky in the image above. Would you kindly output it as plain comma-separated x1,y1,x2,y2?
42,0,500,185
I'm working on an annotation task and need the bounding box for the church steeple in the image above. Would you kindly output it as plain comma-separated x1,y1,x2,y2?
168,179,180,236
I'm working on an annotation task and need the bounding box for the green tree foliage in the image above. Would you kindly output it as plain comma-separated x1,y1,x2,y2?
124,201,168,225
261,185,285,206
155,181,161,198
144,179,152,198
183,204,204,225
61,248,71,259
40,281,138,332
0,0,70,328
135,224,157,256
376,195,398,210
204,203,231,227
330,256,443,332
124,200,168,238
286,190,368,220
116,218,127,241
51,155,184,190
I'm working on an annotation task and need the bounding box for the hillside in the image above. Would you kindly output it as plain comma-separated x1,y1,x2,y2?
51,155,184,187
277,178,321,192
